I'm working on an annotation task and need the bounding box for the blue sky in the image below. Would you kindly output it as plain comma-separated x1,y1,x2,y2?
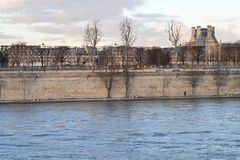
0,0,239,47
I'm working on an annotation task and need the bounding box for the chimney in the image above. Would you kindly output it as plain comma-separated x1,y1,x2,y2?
197,26,201,36
196,26,201,45
190,27,196,43
212,27,215,35
207,25,213,42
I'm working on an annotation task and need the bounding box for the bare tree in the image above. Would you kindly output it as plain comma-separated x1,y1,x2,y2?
75,48,89,66
0,48,3,67
146,48,159,66
35,46,51,68
162,76,171,96
146,48,171,67
27,46,39,69
35,46,44,68
168,20,182,64
176,46,188,65
209,46,221,66
84,21,103,71
191,46,205,65
234,70,240,94
9,43,26,67
96,47,118,98
220,47,229,66
134,47,144,68
160,48,172,67
0,73,6,100
52,46,71,66
221,44,240,66
120,18,136,98
0,46,9,67
186,70,204,96
213,67,230,96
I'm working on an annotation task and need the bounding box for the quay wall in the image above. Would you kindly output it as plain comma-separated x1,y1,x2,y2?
0,71,239,102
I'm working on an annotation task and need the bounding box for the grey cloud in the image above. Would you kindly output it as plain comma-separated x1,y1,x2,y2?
1,0,143,24
0,0,175,46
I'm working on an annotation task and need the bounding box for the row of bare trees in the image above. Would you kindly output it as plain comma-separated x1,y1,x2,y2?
0,17,171,70
2,20,240,69
175,45,205,66
0,43,174,69
4,44,74,68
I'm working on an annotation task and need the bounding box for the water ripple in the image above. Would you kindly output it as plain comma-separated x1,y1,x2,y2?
0,99,240,159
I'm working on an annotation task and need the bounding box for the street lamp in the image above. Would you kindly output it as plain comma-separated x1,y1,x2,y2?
41,43,45,70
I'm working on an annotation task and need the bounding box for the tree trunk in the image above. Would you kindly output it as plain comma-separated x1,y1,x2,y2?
217,86,219,96
23,79,26,100
125,84,129,98
163,84,165,97
124,72,130,98
107,79,113,98
41,60,43,67
0,85,1,100
107,88,111,98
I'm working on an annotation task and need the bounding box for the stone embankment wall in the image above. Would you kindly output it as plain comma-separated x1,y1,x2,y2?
0,71,239,102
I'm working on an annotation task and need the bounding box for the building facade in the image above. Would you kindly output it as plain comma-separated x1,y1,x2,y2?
188,26,220,65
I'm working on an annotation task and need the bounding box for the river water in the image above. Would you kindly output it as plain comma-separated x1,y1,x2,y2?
0,99,240,160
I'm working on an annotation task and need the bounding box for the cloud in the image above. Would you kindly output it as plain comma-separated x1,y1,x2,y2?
0,0,144,24
0,0,26,12
204,17,240,23
132,13,176,20
1,0,164,46
0,32,21,39
127,12,182,46
216,24,240,43
29,23,84,35
1,0,240,47
0,0,182,47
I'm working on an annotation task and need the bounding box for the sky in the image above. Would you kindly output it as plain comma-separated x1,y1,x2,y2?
0,0,240,47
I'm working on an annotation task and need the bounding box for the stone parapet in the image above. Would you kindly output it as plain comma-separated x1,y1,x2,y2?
0,71,239,102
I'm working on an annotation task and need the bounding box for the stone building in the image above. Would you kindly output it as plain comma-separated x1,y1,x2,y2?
188,26,220,65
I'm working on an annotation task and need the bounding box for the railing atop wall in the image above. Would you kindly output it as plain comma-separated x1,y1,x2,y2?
0,65,91,71
0,64,240,73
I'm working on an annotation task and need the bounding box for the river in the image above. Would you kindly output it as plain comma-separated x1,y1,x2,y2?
0,99,240,160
